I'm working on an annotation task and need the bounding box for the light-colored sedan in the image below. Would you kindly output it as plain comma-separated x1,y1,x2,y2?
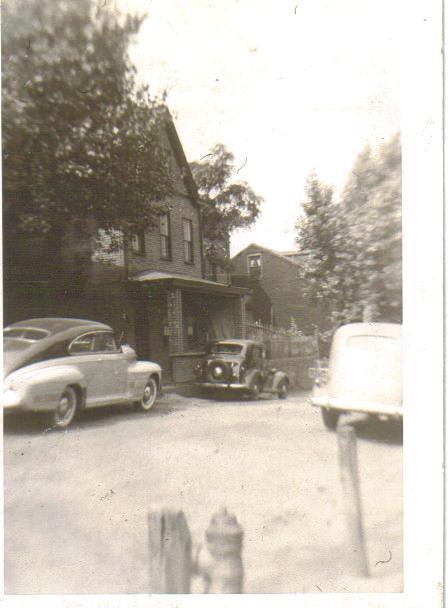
3,318,162,429
309,322,402,429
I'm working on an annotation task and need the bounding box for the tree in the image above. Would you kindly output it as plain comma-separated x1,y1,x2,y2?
295,133,402,331
339,133,402,322
190,144,262,270
295,172,338,301
2,0,173,252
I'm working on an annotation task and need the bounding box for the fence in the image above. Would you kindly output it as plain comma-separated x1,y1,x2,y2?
245,322,319,389
246,322,318,359
147,421,369,593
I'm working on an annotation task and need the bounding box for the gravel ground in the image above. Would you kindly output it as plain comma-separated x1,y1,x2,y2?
3,389,402,594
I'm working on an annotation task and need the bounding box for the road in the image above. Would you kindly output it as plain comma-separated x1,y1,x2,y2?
4,389,403,594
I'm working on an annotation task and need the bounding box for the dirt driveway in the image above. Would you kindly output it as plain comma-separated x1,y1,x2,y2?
4,390,402,594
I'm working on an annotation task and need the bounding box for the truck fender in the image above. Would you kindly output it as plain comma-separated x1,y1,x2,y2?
272,371,289,391
242,368,262,389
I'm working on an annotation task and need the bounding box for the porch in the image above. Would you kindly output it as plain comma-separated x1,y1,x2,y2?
130,271,248,384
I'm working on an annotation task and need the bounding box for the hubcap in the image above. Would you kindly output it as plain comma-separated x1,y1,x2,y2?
143,385,153,403
142,381,156,409
56,392,75,423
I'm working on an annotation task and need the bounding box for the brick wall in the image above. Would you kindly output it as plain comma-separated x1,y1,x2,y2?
171,353,205,383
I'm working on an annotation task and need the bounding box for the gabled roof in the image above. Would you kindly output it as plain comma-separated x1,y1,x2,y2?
231,242,302,267
162,109,200,206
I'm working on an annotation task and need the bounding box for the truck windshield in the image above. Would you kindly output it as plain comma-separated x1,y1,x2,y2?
208,343,243,355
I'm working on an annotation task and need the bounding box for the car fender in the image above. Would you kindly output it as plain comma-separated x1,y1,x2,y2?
271,371,289,391
127,360,162,397
6,364,86,412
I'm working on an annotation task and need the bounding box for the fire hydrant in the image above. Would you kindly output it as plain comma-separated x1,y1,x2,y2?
196,507,244,593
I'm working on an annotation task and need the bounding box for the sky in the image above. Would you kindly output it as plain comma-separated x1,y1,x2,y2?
114,0,400,256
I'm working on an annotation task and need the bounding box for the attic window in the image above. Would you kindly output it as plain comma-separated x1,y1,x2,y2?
247,253,262,278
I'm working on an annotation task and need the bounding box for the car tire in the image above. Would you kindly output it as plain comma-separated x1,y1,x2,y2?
321,407,340,430
277,379,289,399
137,377,158,412
52,386,78,429
249,377,262,400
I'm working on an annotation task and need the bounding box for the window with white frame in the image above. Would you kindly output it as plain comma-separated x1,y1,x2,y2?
183,219,194,263
247,253,262,277
160,213,172,259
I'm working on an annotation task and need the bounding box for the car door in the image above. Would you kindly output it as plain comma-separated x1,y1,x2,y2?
68,331,127,406
90,331,128,404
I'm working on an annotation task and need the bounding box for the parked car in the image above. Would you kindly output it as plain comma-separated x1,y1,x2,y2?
194,339,289,399
3,318,162,429
309,322,402,429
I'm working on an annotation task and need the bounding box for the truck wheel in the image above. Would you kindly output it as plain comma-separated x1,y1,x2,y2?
249,377,262,400
277,379,289,399
321,407,340,430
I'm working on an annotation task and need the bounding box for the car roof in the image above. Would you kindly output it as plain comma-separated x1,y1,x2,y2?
6,317,111,335
3,318,114,377
335,322,402,338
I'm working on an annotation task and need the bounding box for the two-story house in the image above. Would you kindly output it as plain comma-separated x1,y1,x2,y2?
4,113,248,383
231,243,321,334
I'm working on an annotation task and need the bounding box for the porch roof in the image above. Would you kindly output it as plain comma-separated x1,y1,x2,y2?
131,271,249,296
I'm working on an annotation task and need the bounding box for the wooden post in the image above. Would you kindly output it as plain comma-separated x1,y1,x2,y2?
148,509,192,593
202,507,244,593
337,424,370,577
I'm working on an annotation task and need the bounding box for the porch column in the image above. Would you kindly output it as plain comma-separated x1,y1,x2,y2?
167,287,184,353
236,295,248,339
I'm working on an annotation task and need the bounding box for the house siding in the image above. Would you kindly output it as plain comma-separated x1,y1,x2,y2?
128,194,202,279
232,244,320,333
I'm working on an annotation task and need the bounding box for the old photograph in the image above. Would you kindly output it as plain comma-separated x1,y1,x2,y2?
1,0,443,604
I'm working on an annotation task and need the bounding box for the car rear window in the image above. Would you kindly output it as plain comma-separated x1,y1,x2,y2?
347,335,398,352
3,327,49,341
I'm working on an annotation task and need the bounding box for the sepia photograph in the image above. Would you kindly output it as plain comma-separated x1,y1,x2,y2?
1,0,443,605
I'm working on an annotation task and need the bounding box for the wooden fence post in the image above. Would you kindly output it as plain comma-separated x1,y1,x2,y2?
202,507,244,593
148,509,192,593
337,424,370,577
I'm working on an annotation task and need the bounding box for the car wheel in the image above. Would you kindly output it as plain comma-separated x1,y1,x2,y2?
249,377,262,400
137,377,158,412
321,407,340,430
53,386,78,429
277,379,289,399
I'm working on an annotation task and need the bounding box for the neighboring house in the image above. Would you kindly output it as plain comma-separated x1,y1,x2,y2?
202,234,232,285
4,113,247,383
231,243,321,333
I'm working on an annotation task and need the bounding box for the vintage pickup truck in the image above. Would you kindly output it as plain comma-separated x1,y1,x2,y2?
194,339,290,399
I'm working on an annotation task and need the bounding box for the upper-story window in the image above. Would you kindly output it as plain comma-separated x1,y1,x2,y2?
183,219,194,263
247,253,262,278
160,213,172,260
131,231,145,255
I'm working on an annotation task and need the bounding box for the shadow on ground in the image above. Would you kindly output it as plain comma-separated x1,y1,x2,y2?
3,398,190,436
346,415,403,446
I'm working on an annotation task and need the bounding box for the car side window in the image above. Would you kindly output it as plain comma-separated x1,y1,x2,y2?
69,333,95,354
93,332,118,353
